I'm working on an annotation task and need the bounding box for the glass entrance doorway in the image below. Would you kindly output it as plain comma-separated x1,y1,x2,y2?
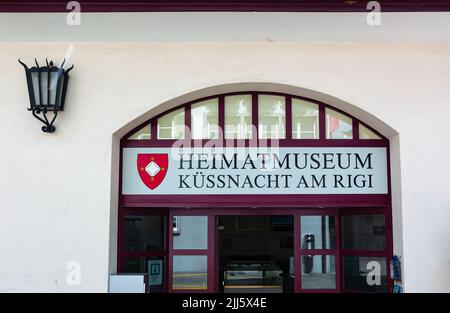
218,216,294,293
119,207,391,293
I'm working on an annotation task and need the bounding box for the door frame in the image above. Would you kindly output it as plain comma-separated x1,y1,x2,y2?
168,208,216,293
213,207,341,293
165,206,391,293
117,207,170,293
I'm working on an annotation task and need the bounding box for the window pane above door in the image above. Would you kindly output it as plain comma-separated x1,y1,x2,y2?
359,124,381,139
292,99,319,139
128,123,151,140
326,108,353,139
157,108,185,139
258,95,286,139
191,98,219,139
225,94,252,139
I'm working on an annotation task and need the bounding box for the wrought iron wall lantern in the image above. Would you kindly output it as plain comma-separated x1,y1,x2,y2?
19,59,74,133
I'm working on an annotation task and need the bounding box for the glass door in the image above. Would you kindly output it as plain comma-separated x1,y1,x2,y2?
295,210,339,292
119,208,169,293
340,209,390,292
169,209,215,293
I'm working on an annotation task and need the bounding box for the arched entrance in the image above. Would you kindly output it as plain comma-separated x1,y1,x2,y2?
117,91,392,293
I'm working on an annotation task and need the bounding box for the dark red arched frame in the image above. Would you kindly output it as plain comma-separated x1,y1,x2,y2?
118,91,393,293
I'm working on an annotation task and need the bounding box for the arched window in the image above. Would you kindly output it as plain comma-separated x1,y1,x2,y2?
123,92,386,145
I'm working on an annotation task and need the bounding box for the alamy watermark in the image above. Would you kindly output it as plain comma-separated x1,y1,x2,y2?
66,260,81,286
66,1,81,26
366,260,382,286
366,1,382,26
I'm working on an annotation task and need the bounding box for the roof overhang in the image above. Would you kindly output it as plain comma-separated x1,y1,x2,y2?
1,0,450,13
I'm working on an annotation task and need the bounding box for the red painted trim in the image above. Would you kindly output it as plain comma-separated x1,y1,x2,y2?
118,208,170,292
117,207,125,272
285,96,292,140
121,194,390,208
252,92,259,141
341,250,388,257
168,209,213,293
335,208,342,292
207,211,215,293
353,118,360,140
299,249,338,255
185,104,191,140
294,214,301,293
218,95,225,142
297,209,339,292
213,215,220,293
2,1,450,12
319,102,326,140
171,249,208,255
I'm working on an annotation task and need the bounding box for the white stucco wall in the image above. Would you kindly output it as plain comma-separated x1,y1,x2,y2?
0,12,449,293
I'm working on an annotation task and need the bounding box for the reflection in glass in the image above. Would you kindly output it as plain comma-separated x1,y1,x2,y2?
128,124,151,140
191,99,219,139
157,108,185,139
292,99,319,139
326,108,353,139
258,95,286,139
301,255,336,289
173,255,207,290
124,256,165,292
342,215,386,251
225,95,252,139
125,215,166,251
343,256,387,292
173,216,208,250
359,124,381,140
301,216,335,249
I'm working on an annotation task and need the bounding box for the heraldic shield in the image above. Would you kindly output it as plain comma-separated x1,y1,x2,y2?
137,154,169,190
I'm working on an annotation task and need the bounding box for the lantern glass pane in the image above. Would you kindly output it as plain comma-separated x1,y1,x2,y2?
31,72,40,106
57,75,65,108
49,71,59,106
40,71,48,105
